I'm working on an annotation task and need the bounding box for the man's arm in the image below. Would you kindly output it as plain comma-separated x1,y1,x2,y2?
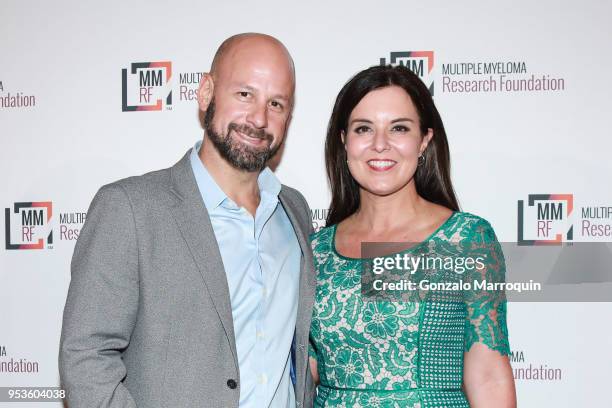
59,183,139,408
294,188,318,406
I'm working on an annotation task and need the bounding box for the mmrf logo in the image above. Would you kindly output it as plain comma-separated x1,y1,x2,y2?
121,61,172,112
517,194,573,245
380,51,434,95
4,202,53,250
311,208,329,233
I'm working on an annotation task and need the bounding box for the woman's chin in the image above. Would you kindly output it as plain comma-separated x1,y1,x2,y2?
360,183,406,198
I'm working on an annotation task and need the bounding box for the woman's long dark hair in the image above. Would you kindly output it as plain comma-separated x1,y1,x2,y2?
325,64,459,227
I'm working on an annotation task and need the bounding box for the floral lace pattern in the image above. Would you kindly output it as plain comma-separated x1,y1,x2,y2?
309,212,510,407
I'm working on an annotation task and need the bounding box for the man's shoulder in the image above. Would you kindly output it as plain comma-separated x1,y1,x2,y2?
115,167,171,191
105,167,170,196
280,184,310,211
95,164,177,210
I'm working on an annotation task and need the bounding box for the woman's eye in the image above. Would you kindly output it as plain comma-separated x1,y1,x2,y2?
392,125,409,132
354,126,371,134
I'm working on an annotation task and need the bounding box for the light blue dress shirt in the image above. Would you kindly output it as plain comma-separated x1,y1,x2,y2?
190,141,301,408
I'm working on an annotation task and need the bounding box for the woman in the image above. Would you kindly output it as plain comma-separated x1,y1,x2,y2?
308,65,516,407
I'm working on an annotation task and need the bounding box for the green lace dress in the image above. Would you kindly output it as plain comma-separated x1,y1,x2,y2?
309,212,510,407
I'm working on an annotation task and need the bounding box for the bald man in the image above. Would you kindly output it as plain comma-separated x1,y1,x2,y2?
59,33,316,408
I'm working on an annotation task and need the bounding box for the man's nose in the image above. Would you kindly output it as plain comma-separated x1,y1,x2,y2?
246,101,268,129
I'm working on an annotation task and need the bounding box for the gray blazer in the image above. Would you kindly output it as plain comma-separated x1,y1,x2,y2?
59,151,316,408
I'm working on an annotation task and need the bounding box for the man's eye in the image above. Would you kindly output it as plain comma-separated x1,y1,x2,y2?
238,91,250,98
270,100,283,109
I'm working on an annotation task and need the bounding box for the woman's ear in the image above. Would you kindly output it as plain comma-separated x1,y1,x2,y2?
420,128,434,155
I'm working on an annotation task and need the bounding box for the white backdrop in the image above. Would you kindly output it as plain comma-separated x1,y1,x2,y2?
2,0,612,406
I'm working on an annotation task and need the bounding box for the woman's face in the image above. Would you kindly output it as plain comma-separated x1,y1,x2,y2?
343,85,433,197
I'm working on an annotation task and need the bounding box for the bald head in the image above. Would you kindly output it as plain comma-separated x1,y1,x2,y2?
210,33,295,89
196,33,296,173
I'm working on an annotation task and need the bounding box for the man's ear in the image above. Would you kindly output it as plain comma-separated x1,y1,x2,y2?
197,73,214,112
285,113,293,133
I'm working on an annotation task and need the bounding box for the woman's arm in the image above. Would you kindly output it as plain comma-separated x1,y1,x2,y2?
462,218,516,406
309,356,320,385
463,343,516,407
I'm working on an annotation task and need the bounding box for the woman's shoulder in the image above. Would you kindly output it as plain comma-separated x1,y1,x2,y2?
451,211,492,226
310,224,335,249
449,211,499,241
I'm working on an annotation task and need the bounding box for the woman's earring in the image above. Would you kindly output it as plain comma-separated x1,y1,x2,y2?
417,155,426,166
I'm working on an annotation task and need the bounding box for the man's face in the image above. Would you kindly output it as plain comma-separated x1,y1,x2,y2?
203,43,294,172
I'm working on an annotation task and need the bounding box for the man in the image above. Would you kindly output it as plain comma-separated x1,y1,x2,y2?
59,33,316,408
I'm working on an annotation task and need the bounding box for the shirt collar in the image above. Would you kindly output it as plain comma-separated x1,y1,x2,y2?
189,140,282,211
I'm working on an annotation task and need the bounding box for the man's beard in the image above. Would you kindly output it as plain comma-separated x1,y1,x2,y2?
204,100,281,172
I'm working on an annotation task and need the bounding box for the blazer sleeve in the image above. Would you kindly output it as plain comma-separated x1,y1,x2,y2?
59,183,139,408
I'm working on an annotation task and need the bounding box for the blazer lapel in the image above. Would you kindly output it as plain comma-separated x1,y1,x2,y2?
279,189,316,397
168,151,238,371
279,191,310,259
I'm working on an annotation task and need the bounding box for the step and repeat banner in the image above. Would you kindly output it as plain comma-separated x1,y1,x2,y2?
2,1,611,406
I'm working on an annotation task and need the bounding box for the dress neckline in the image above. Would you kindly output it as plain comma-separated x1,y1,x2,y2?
330,211,459,261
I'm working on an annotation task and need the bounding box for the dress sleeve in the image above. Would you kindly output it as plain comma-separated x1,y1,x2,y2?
463,219,510,355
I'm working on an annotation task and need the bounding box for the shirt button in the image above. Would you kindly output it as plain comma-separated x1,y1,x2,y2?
226,379,237,389
258,374,267,384
257,331,265,339
261,288,267,297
